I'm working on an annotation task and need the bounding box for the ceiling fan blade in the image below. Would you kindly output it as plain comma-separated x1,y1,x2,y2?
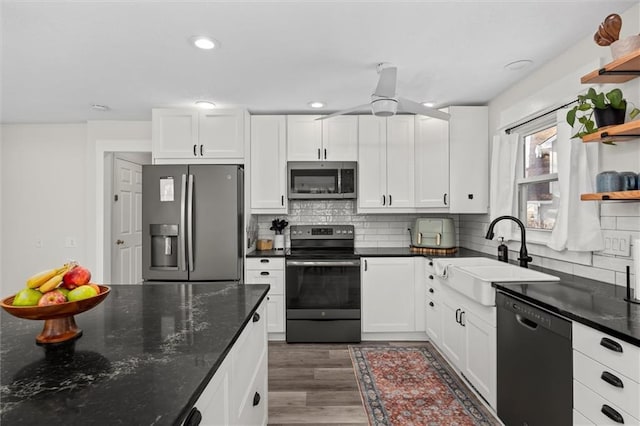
373,66,397,98
315,103,372,120
397,97,450,121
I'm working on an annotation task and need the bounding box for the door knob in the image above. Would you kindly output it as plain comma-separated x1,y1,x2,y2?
116,239,125,245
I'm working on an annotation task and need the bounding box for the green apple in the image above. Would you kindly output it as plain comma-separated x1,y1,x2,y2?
12,288,43,306
67,285,98,302
58,288,70,298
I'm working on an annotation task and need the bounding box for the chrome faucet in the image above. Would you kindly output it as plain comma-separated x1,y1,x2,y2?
485,215,533,268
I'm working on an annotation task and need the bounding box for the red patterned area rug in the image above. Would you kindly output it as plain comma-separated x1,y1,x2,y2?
349,344,499,426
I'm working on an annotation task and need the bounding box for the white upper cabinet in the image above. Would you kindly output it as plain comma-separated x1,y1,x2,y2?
286,115,357,161
415,114,450,209
152,108,245,162
358,115,415,212
449,106,489,213
250,116,287,213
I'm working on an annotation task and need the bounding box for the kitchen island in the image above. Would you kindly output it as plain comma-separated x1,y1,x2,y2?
0,282,269,425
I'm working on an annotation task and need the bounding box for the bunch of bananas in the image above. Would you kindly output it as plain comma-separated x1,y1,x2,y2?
26,262,77,292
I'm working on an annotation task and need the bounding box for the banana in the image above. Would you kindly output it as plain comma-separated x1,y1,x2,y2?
26,265,69,289
37,270,68,293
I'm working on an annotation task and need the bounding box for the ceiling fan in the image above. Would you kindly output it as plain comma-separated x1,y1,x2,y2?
317,63,450,121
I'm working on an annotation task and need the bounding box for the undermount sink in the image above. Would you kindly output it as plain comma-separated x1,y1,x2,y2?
436,258,559,306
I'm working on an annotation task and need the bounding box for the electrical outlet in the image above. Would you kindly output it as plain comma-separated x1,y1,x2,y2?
65,237,77,248
602,230,631,256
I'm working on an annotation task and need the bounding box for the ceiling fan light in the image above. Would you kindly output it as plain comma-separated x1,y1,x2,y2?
371,98,398,117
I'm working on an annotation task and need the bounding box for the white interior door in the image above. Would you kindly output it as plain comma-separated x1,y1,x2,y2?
112,158,143,284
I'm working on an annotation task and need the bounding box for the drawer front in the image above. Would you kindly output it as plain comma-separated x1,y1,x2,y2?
236,350,268,426
245,270,284,294
246,257,284,270
573,322,640,381
231,303,267,411
573,409,595,425
574,379,639,426
574,350,640,419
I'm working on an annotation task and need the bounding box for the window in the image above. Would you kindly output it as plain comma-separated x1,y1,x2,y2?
517,117,559,231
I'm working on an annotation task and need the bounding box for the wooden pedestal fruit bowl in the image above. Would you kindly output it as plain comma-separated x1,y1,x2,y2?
1,285,110,344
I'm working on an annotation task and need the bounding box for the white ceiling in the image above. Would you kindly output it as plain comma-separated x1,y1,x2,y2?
1,0,638,123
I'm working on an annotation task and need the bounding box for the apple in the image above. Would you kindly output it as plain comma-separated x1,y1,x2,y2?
38,289,67,306
63,265,91,289
67,285,98,302
12,288,43,306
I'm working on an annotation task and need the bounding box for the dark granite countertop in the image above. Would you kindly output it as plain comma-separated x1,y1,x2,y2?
246,249,286,258
495,276,640,347
0,282,269,425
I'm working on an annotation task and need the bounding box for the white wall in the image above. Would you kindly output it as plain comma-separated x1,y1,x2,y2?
459,4,640,288
0,121,150,295
1,124,88,295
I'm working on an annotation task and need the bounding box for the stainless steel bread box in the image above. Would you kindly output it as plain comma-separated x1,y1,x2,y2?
410,218,456,248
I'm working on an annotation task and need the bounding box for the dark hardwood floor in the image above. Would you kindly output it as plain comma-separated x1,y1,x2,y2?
267,342,368,425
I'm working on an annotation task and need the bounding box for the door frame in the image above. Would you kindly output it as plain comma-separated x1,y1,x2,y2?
93,140,151,283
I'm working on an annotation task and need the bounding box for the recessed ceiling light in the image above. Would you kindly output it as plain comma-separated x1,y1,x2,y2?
308,101,325,109
195,100,216,109
504,59,533,71
422,102,435,108
91,104,109,111
191,36,217,50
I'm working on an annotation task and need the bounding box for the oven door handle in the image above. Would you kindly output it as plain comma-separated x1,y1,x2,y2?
286,260,361,267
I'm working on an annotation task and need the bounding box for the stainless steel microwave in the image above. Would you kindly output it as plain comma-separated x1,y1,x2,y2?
287,161,357,200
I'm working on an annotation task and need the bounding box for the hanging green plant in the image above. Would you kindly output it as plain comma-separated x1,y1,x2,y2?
566,87,640,139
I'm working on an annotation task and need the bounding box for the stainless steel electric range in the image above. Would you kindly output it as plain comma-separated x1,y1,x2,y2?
285,225,361,343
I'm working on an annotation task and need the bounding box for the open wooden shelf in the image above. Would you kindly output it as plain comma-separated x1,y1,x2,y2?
581,120,640,143
581,190,640,201
581,49,640,84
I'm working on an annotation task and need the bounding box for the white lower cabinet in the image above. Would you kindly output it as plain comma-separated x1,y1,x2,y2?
362,257,416,332
190,301,267,425
438,285,496,408
572,322,640,425
246,257,285,337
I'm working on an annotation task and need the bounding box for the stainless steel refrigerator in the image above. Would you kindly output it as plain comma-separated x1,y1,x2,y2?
142,164,243,282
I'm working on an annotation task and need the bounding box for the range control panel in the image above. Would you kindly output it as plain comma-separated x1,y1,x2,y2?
290,225,354,240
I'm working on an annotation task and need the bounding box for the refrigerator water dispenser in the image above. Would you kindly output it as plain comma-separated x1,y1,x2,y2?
150,224,179,269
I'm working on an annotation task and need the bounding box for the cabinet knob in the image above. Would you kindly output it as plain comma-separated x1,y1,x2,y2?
429,275,434,280
429,301,434,307
253,312,260,323
429,288,434,293
253,392,261,407
429,261,433,266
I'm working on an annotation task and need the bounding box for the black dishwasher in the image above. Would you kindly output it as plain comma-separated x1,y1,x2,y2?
497,291,572,426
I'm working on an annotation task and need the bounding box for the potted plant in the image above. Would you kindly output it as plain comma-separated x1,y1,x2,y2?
270,218,289,250
566,87,639,139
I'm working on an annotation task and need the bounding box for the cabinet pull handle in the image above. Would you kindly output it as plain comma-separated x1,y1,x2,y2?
260,271,270,276
460,311,466,326
382,195,386,206
193,144,197,156
252,392,261,407
429,275,434,280
183,407,202,426
429,288,434,293
455,308,461,324
364,259,368,271
200,144,203,156
429,301,434,307
600,337,623,353
601,404,624,424
253,312,260,322
281,195,284,206
260,259,269,263
443,193,447,205
389,194,392,206
601,371,624,388
324,148,327,159
317,148,321,159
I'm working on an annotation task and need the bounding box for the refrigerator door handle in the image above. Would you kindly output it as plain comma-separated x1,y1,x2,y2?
180,174,187,271
187,174,195,272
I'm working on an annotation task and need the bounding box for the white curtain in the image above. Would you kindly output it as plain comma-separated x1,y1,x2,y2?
547,110,604,251
489,132,520,240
